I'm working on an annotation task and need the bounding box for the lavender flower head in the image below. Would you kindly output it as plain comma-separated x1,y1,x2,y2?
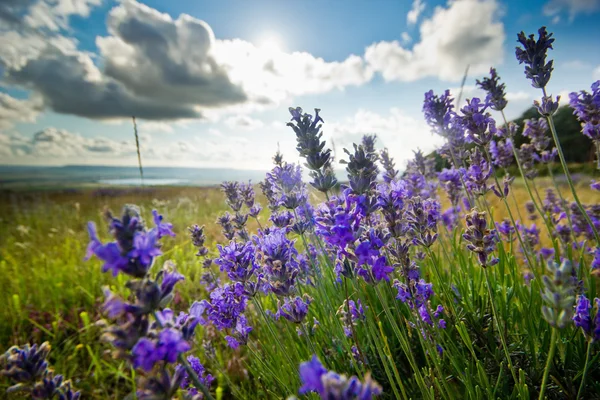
299,355,382,399
523,118,550,151
423,89,454,136
570,81,600,167
515,27,555,89
476,68,508,111
541,259,576,328
463,209,499,268
455,98,497,146
489,138,514,168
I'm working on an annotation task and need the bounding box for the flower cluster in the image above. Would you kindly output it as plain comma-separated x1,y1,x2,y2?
299,355,382,400
0,342,80,400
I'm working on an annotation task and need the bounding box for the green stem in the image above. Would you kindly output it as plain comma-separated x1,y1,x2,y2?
576,340,593,400
483,268,518,384
539,328,558,400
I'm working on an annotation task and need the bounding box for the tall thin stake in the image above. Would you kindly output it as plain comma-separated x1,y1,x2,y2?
132,116,144,186
456,64,470,108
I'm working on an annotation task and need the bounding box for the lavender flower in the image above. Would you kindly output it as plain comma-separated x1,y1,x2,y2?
489,138,514,168
189,225,209,257
299,355,382,399
523,118,550,152
515,27,555,89
1,342,80,399
438,168,464,206
341,143,379,195
464,148,492,196
191,282,247,330
379,148,398,183
423,89,454,136
406,197,440,248
570,81,600,142
87,207,174,278
176,356,214,395
541,260,576,328
277,295,312,324
287,107,337,193
476,68,508,111
463,209,499,268
573,295,592,336
214,241,257,283
455,98,497,146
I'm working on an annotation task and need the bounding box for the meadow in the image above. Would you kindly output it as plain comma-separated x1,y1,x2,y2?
2,26,600,400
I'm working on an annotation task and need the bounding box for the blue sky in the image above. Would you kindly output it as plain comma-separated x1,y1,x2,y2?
1,0,599,170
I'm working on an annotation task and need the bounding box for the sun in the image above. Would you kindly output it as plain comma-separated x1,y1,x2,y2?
257,33,284,54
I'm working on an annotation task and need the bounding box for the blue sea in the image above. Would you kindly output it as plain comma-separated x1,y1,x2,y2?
0,165,269,189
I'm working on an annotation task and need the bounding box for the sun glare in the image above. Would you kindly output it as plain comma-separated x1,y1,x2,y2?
257,34,283,54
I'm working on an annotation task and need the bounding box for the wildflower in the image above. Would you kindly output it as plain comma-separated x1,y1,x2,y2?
214,240,257,283
518,143,539,180
191,282,247,331
570,81,600,167
438,168,464,206
573,295,592,336
541,260,576,328
152,210,175,238
405,197,440,248
496,219,515,241
463,209,499,268
379,148,398,183
341,143,379,196
523,118,550,152
423,89,454,136
515,27,555,89
189,225,209,257
1,342,80,399
464,148,493,196
287,107,337,193
489,138,514,168
257,228,300,296
176,356,214,394
455,97,497,146
476,68,508,111
277,295,312,324
534,95,560,117
299,355,382,399
132,328,191,372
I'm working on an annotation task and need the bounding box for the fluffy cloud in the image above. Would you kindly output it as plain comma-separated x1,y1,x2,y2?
407,0,426,25
327,108,445,168
365,0,505,82
0,0,101,30
2,0,374,122
0,127,133,159
543,0,600,21
25,0,102,31
0,93,44,130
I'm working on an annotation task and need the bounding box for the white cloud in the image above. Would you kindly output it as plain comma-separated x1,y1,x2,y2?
213,39,373,106
0,93,44,130
407,0,426,25
365,0,505,82
543,0,600,22
327,108,445,168
224,115,265,130
505,91,533,102
401,32,412,44
25,0,103,31
138,121,175,134
0,128,133,160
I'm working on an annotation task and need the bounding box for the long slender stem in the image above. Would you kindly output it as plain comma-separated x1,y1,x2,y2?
483,268,518,384
539,328,558,400
576,339,593,400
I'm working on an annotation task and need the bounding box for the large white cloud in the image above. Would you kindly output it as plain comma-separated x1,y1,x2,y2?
365,0,505,82
2,0,374,122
